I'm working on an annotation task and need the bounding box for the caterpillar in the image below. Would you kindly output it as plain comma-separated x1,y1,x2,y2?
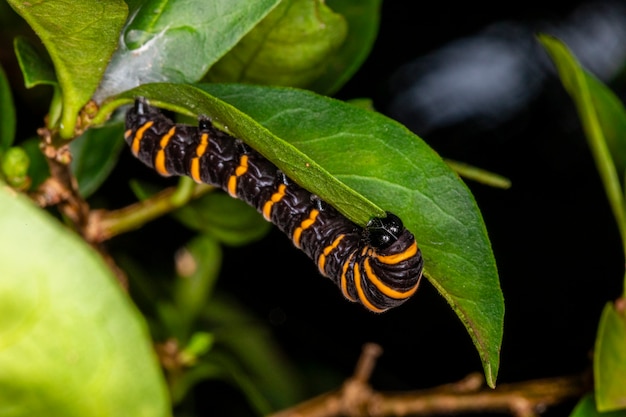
124,98,423,312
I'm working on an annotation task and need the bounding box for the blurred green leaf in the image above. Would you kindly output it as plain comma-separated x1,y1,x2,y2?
111,82,503,387
309,0,382,95
173,192,272,246
180,331,214,365
206,0,348,90
586,75,626,177
170,234,223,340
21,136,49,190
595,301,626,412
0,186,170,417
200,296,302,413
13,36,57,89
538,34,626,256
570,394,626,417
96,0,281,100
0,65,16,150
70,122,126,198
7,0,128,138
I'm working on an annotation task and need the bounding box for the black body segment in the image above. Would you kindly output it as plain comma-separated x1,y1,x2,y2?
124,98,424,312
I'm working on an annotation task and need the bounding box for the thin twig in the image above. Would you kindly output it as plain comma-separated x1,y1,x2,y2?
85,183,213,243
269,344,591,417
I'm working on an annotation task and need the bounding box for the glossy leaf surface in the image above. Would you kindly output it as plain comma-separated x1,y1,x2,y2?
96,0,280,101
206,0,347,89
7,0,128,138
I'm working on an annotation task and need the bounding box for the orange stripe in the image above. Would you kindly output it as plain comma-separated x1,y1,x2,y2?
227,155,249,197
354,262,386,313
262,184,287,221
374,241,418,264
154,127,176,176
131,121,154,156
292,209,319,248
363,257,420,299
340,252,357,302
190,132,209,183
317,234,345,276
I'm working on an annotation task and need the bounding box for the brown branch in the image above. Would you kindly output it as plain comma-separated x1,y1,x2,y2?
29,124,129,286
32,128,90,230
269,344,591,417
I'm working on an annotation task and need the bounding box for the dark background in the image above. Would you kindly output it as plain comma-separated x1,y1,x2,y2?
215,0,626,414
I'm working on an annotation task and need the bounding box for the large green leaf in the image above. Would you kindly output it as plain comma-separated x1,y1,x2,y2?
96,0,281,101
205,0,347,90
0,187,169,416
6,0,128,139
108,82,503,386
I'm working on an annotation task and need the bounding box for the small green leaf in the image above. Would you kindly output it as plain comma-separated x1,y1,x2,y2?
206,0,348,90
180,331,214,364
173,192,272,246
13,35,57,89
96,0,281,100
595,301,626,412
112,82,503,386
70,122,126,198
309,0,382,95
7,0,128,138
0,65,16,150
0,186,170,417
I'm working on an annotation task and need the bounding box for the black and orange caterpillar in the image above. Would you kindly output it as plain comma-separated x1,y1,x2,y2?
124,98,423,312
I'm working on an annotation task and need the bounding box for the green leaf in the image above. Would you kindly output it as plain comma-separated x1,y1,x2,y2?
570,394,626,417
7,0,128,138
308,0,382,95
173,192,272,246
111,82,503,387
595,301,626,412
96,0,281,100
13,35,57,89
0,187,169,417
205,0,348,90
538,34,626,257
70,122,126,198
0,64,16,150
